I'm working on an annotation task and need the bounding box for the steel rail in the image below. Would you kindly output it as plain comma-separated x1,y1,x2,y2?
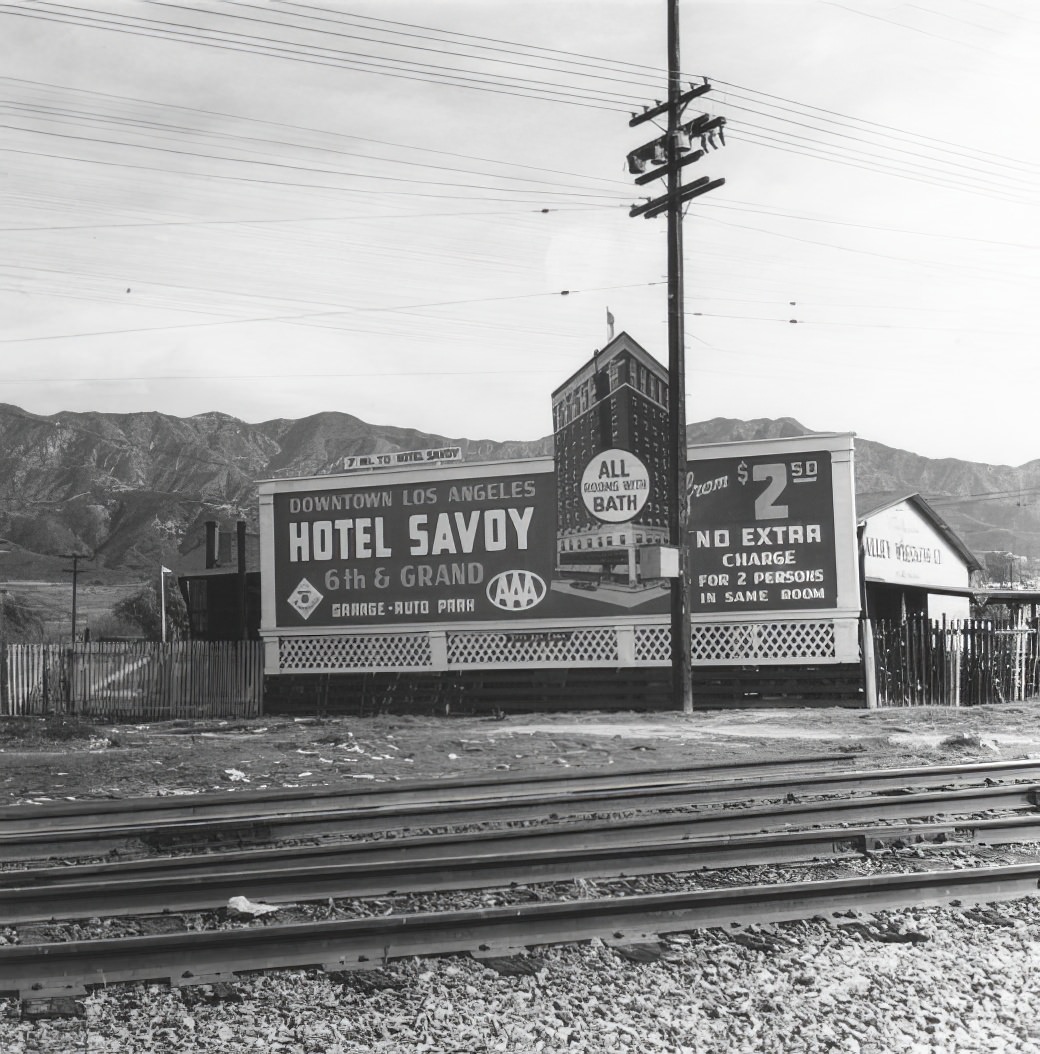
0,752,856,827
4,861,1040,999
3,756,1036,834
3,758,1039,861
2,786,1038,922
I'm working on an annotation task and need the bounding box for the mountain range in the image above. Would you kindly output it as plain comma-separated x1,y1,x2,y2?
0,403,1036,582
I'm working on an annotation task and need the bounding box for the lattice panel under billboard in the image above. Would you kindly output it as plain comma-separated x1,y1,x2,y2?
635,626,671,664
279,634,432,671
447,628,618,667
691,621,836,664
276,619,840,673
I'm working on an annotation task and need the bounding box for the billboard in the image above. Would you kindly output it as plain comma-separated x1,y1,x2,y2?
264,460,668,630
686,437,856,616
261,434,857,661
342,447,461,470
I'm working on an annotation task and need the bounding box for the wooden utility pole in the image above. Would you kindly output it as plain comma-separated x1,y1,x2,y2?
665,0,691,713
62,553,84,643
627,0,725,713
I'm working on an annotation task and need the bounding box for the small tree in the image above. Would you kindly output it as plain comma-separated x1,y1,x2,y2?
88,612,148,642
111,582,189,641
0,591,46,643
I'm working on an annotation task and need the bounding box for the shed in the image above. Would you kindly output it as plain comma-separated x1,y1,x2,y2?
857,492,984,622
175,520,261,641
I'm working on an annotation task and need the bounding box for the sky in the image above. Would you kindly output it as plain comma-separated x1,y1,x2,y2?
1,0,1038,467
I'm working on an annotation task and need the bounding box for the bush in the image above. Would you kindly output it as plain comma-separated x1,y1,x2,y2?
89,613,146,642
0,592,46,643
111,583,188,641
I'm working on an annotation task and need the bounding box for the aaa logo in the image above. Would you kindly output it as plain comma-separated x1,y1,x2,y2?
486,570,546,611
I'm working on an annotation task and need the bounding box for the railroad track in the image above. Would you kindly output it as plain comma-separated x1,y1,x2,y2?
0,752,858,849
4,861,1040,999
2,785,1039,923
4,756,1039,861
6,756,1040,1000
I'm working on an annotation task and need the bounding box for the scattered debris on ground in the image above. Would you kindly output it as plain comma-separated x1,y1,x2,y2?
4,703,1040,806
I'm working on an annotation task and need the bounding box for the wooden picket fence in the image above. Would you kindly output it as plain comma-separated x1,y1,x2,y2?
1,641,264,719
870,618,1040,707
5,625,1036,717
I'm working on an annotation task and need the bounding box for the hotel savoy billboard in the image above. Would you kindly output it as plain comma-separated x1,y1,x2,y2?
261,458,670,631
260,435,857,639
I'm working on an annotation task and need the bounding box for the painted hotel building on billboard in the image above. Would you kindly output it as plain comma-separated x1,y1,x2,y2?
551,331,673,590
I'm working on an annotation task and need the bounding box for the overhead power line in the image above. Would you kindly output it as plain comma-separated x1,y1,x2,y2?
706,79,1038,176
0,74,630,187
0,119,632,200
1,0,1036,401
260,1,1037,177
2,0,1035,201
0,99,630,195
0,280,667,344
1,1,644,111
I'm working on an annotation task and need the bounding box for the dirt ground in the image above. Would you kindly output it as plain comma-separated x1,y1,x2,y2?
3,701,1039,806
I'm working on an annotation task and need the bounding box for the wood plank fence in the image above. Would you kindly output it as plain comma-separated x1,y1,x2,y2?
1,642,263,719
870,618,1040,707
5,625,1036,717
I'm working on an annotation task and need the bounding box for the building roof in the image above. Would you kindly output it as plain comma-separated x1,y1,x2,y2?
550,331,665,400
856,491,984,574
173,521,261,577
973,588,1040,606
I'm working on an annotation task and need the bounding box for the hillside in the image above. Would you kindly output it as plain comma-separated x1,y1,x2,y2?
0,404,1037,579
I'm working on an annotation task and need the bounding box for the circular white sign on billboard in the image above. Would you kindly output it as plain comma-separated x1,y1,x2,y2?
581,448,651,523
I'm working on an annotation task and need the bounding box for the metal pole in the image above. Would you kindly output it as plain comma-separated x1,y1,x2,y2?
667,0,693,713
161,569,167,643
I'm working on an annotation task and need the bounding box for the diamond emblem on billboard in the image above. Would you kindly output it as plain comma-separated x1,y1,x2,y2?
288,578,323,620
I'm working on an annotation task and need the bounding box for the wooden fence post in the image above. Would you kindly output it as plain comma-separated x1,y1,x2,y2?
861,618,877,709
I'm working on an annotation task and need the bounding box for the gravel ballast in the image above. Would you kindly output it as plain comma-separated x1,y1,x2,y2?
5,703,1040,1051
3,898,1040,1052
